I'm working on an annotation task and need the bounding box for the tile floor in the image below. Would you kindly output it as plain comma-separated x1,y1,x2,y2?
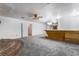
19,36,79,56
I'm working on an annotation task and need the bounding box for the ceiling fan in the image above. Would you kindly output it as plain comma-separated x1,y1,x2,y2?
32,13,43,19
26,12,43,20
20,12,43,20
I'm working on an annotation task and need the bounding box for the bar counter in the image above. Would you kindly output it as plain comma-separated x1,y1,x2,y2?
45,30,79,44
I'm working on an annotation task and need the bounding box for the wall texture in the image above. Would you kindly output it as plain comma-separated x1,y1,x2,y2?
0,16,22,39
58,16,79,30
0,16,46,39
39,4,79,30
32,22,45,36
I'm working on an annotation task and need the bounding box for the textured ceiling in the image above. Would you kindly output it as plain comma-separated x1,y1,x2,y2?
0,3,79,21
0,3,48,17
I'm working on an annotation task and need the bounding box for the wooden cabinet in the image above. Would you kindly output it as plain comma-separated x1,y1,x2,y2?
65,31,79,39
46,30,79,44
46,30,65,41
65,32,79,44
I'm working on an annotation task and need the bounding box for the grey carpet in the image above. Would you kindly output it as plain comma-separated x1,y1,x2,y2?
19,36,79,56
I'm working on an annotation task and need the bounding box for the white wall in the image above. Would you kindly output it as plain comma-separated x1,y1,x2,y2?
39,4,79,30
22,20,46,37
58,16,79,30
0,16,22,39
0,16,30,39
32,22,45,36
0,16,46,39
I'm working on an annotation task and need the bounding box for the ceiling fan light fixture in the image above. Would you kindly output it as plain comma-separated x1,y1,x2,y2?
34,14,37,17
33,13,43,20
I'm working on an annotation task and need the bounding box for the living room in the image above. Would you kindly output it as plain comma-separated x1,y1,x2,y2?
0,3,79,56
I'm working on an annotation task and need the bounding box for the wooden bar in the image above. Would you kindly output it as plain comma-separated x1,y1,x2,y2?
45,30,79,44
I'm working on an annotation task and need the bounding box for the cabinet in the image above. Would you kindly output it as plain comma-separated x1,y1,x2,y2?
46,30,79,44
46,30,65,41
65,31,79,43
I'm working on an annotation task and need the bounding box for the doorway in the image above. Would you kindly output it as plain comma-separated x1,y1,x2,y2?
28,24,32,36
